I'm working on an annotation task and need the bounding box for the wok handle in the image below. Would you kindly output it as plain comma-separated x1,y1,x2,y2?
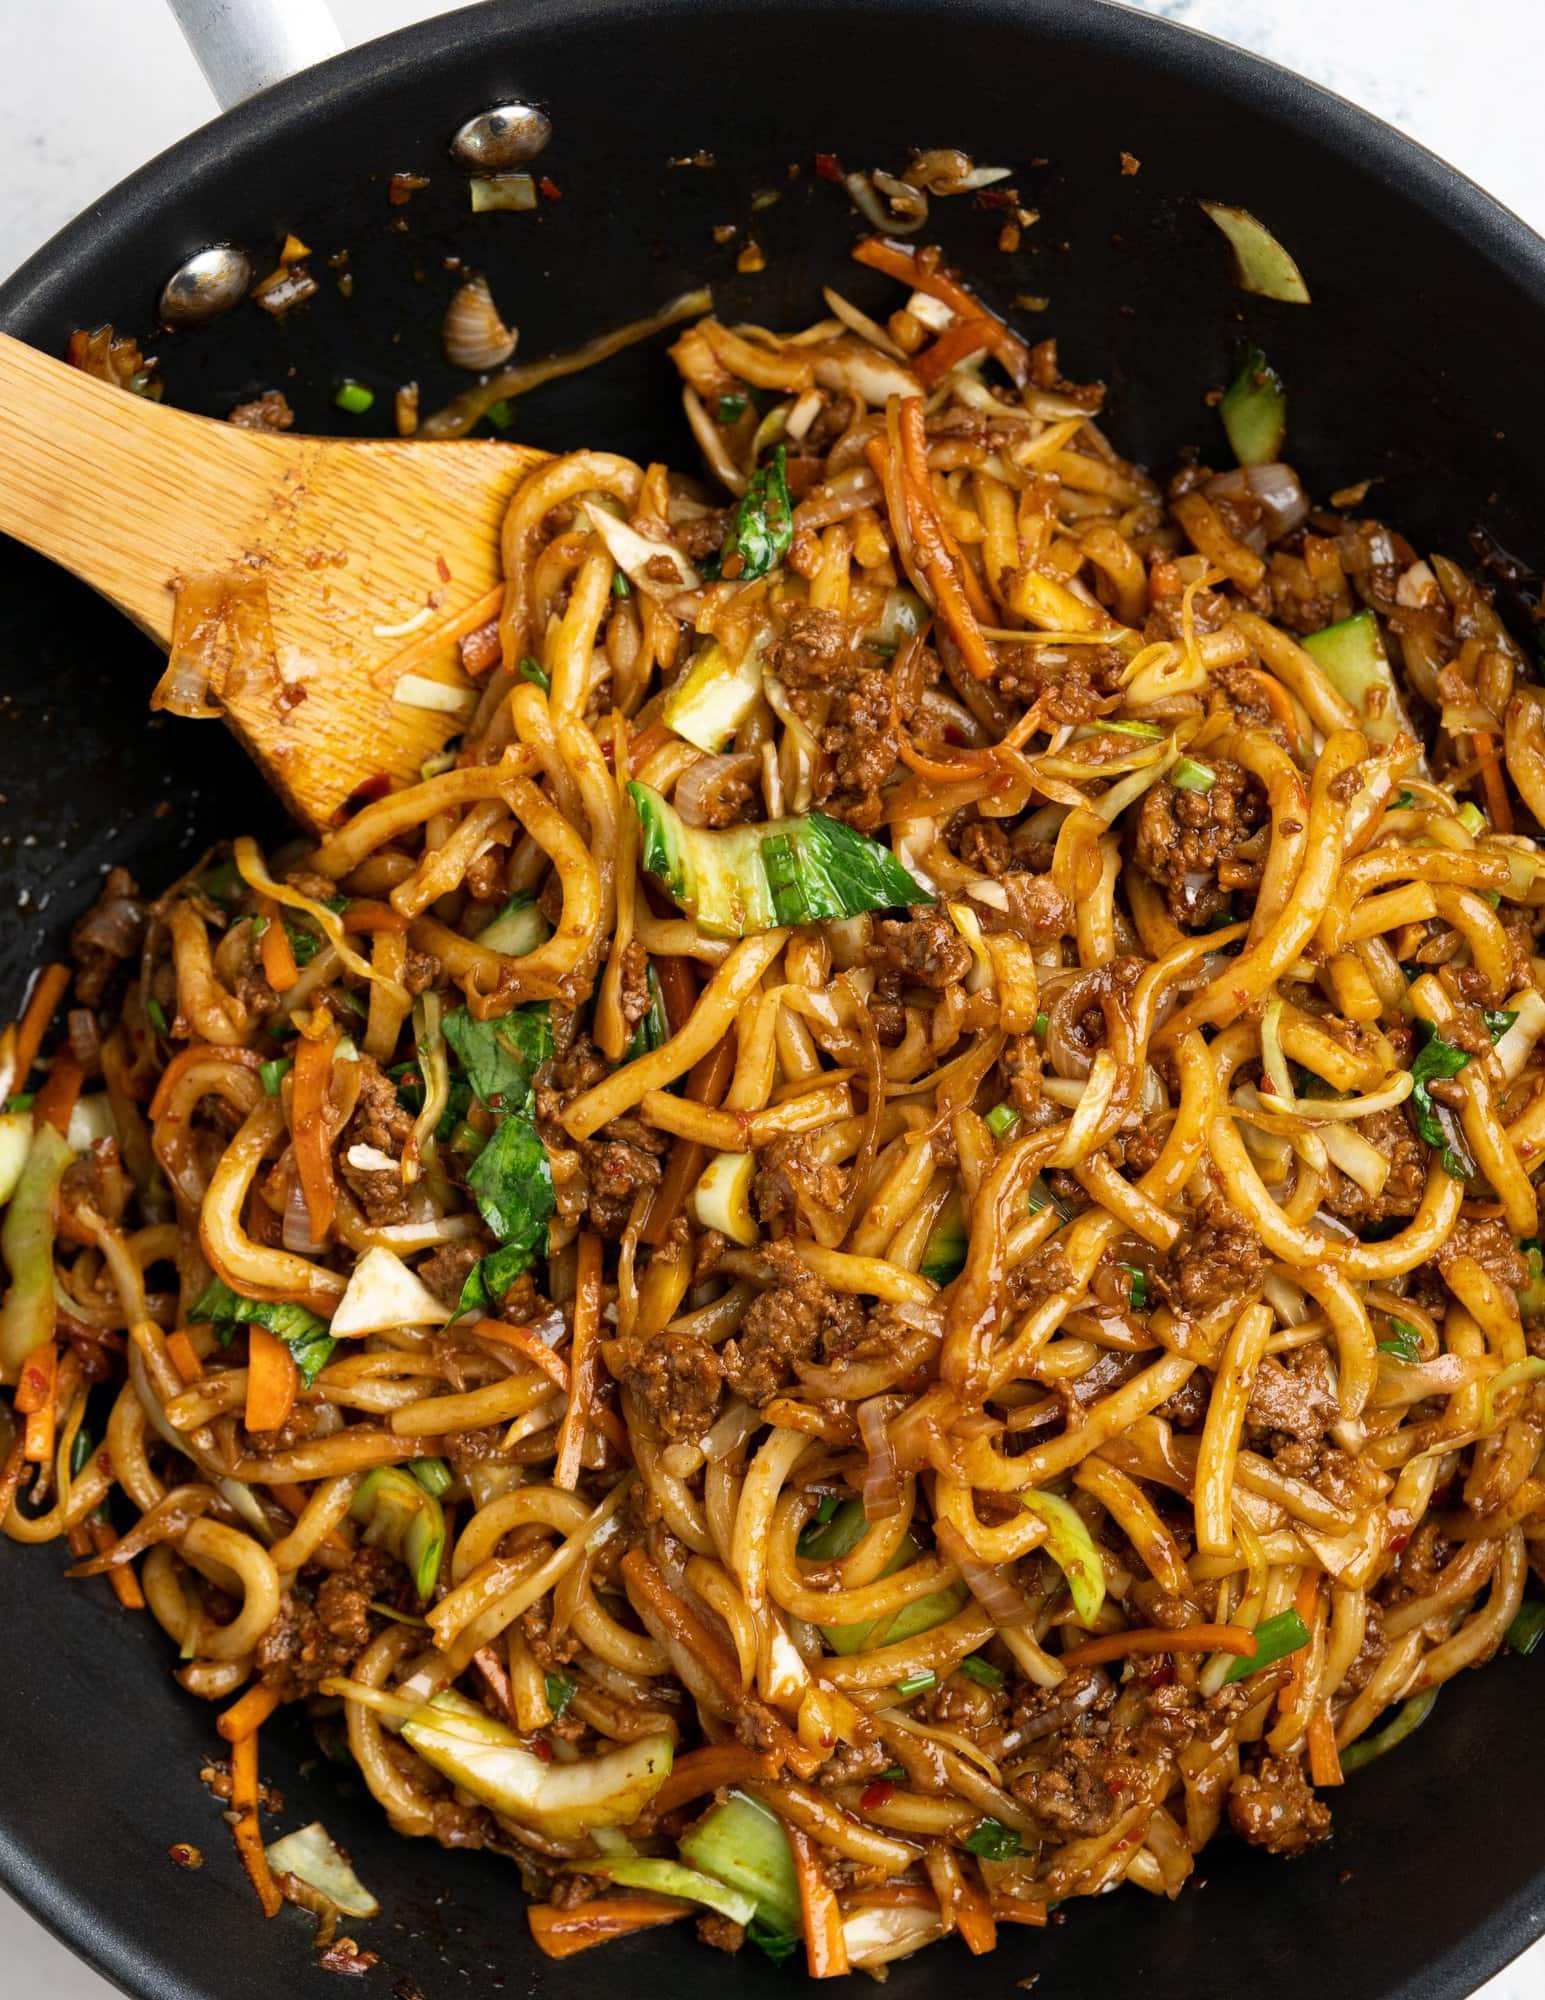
164,0,344,109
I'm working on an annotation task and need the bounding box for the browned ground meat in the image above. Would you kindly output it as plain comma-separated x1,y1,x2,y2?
817,669,898,825
1344,1601,1388,1692
1227,1754,1331,1856
404,946,442,995
255,1547,398,1700
1007,1243,1075,1311
617,939,653,1028
1246,1346,1338,1443
1383,1519,1454,1603
677,509,731,563
70,867,147,1006
613,1329,723,1440
753,1132,848,1231
1132,759,1268,926
766,604,872,691
697,1915,746,1955
535,1036,668,1238
227,390,295,431
338,1057,414,1225
415,1240,485,1307
866,907,972,987
1011,1724,1148,1839
990,640,1128,722
1435,1218,1528,1291
1271,1437,1381,1514
721,1241,867,1404
1156,1190,1268,1316
1321,1106,1427,1223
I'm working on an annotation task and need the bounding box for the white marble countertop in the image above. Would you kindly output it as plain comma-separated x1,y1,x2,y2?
0,1,1540,1995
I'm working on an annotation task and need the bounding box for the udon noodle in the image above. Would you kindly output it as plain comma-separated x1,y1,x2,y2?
3,232,1544,1974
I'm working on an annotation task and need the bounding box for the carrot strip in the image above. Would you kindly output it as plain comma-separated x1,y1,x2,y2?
13,1341,57,1415
218,1683,282,1743
149,1042,264,1119
474,1317,571,1393
291,1026,340,1243
230,1730,282,1917
341,900,410,934
1471,730,1514,834
951,1865,998,1957
852,237,1034,383
257,898,300,994
12,964,70,1091
912,315,995,387
1307,1703,1344,1788
649,1744,780,1816
791,1827,850,1979
374,582,506,687
527,1896,691,1960
245,1327,298,1435
165,1330,204,1386
33,1054,84,1136
624,720,674,771
650,955,698,1036
641,1035,737,1246
1234,665,1304,746
1278,1572,1321,1722
554,1232,602,1489
88,1519,146,1609
23,1404,55,1465
871,414,997,683
1057,1622,1258,1669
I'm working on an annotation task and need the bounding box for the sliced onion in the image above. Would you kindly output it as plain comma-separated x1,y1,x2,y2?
1007,1665,1111,1745
1204,462,1308,543
934,1517,1034,1626
844,171,926,236
66,1009,101,1069
673,750,760,828
857,1397,901,1520
75,896,145,956
906,149,1013,197
443,274,517,371
283,1165,326,1256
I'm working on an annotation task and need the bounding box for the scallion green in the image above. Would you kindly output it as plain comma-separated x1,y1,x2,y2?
985,1102,1020,1139
1171,757,1216,795
334,379,375,415
958,1655,1004,1689
1222,1607,1311,1682
894,1670,936,1699
259,1057,292,1097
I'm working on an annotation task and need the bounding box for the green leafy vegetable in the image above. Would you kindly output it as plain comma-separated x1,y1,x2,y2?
1303,611,1420,757
1199,201,1311,304
716,443,792,582
484,398,513,430
545,1671,578,1716
199,860,242,908
283,896,347,968
1223,1607,1311,1683
466,1115,554,1268
189,1276,335,1386
747,1921,800,1966
678,1789,801,1931
259,1057,292,1097
443,1005,551,1116
630,782,928,938
662,635,766,753
1220,342,1287,466
716,393,748,423
1409,1021,1477,1181
1391,790,1420,811
963,1818,1022,1860
455,1240,537,1319
894,1670,936,1699
1486,1009,1518,1042
958,1655,1004,1689
350,1466,445,1599
1023,1490,1106,1624
476,892,548,958
796,1499,965,1650
1377,1318,1423,1364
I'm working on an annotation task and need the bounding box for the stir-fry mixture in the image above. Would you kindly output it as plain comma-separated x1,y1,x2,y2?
6,230,1545,1977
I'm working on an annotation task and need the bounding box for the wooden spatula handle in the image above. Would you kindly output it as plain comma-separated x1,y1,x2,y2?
0,331,299,643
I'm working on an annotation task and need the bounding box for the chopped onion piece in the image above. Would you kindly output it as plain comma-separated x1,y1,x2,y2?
392,672,478,719
265,1822,380,1919
330,1246,451,1336
857,1397,901,1519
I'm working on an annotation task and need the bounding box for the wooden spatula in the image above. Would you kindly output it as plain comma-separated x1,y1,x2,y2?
0,332,545,834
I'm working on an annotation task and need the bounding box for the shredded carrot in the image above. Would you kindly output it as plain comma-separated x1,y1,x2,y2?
650,1744,780,1816
651,955,698,1035
641,1038,737,1246
792,1826,851,1978
1278,1572,1322,1722
32,1053,84,1136
851,237,1033,383
1057,1622,1258,1668
375,581,506,687
528,1896,691,1959
11,963,70,1092
1307,1702,1344,1786
13,1340,57,1415
257,897,300,994
341,899,411,934
23,1405,54,1465
148,1041,263,1119
244,1327,298,1435
1234,665,1304,747
475,1316,571,1393
290,1025,340,1243
229,1729,282,1918
554,1232,602,1489
950,1864,998,1957
218,1682,282,1743
1471,730,1514,834
88,1518,146,1609
624,719,674,771
870,412,995,683
165,1330,204,1386
912,315,995,387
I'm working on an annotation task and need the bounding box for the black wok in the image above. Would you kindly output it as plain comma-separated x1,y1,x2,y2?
0,2,1542,1996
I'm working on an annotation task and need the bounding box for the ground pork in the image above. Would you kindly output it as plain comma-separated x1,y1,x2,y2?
535,1035,668,1238
1132,758,1268,926
255,1547,398,1700
721,1240,867,1404
415,1240,485,1308
753,1133,849,1231
865,907,973,988
612,1329,723,1441
989,640,1128,722
227,390,295,431
338,1056,414,1225
1245,1346,1339,1443
1227,1753,1331,1856
1435,1218,1528,1291
1155,1190,1268,1317
766,604,874,691
1320,1106,1427,1224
